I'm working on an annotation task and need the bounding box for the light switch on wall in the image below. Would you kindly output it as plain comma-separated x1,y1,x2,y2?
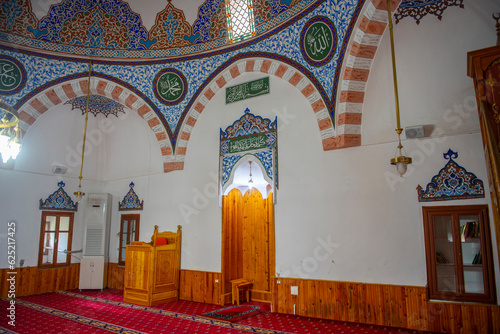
291,286,298,295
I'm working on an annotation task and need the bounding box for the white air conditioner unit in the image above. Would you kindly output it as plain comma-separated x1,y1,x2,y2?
79,193,112,290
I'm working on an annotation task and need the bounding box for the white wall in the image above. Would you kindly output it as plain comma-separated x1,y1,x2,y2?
0,170,102,268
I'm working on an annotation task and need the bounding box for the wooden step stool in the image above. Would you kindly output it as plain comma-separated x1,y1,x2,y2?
231,278,252,305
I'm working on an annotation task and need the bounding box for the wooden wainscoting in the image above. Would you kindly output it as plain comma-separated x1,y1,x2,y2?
272,277,500,334
106,264,223,306
179,269,222,305
0,264,80,298
107,262,125,290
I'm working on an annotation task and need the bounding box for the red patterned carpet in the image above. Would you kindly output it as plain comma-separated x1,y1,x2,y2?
0,289,432,333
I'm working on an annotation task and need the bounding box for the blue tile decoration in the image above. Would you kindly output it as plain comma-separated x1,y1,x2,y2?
65,94,125,118
39,181,78,211
118,182,144,211
220,109,278,187
0,0,37,38
0,0,367,150
395,0,464,25
416,149,485,202
34,0,148,50
220,108,278,140
3,0,463,158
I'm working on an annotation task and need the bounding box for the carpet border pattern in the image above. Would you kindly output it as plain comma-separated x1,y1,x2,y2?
58,291,291,334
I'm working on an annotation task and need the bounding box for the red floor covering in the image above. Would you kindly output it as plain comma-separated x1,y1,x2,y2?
0,289,433,334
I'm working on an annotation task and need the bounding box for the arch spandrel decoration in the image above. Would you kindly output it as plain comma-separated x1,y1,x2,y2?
39,181,78,211
220,108,278,200
118,182,144,211
416,149,485,202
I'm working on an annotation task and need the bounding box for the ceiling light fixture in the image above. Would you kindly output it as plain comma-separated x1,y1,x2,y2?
74,60,92,202
0,97,22,164
386,0,412,177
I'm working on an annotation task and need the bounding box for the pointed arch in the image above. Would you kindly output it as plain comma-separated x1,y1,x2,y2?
336,0,402,141
175,54,349,166
14,73,173,172
223,154,273,198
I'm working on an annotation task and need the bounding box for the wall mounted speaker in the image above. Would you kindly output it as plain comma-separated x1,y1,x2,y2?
405,126,425,139
52,166,67,174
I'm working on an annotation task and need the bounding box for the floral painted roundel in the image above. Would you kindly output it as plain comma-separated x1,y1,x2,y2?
300,16,337,67
153,68,187,105
0,55,26,95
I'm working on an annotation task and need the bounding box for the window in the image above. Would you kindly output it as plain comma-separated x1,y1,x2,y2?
422,205,496,304
118,214,140,266
38,211,74,268
225,0,255,43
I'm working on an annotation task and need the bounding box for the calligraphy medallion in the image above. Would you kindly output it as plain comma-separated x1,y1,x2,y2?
300,16,337,67
153,68,187,105
0,55,26,95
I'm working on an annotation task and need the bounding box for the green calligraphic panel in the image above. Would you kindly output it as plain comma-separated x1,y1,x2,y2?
304,21,333,61
157,72,184,102
300,16,337,67
0,59,23,93
226,77,270,104
228,133,268,154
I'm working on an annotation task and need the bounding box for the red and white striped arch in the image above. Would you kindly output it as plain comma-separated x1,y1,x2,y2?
16,77,175,172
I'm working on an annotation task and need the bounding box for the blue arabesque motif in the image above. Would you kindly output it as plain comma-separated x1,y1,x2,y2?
220,110,277,186
39,181,78,211
33,0,148,49
416,149,485,202
118,182,144,211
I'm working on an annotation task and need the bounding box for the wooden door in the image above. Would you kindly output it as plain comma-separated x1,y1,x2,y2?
221,188,275,304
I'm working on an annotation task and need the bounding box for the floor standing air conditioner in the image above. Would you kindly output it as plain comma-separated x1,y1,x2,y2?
79,193,112,290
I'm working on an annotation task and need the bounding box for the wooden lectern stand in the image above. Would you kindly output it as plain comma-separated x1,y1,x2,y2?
124,225,182,306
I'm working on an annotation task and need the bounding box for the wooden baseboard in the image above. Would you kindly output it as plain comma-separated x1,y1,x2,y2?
0,264,80,298
272,277,500,334
179,269,222,305
107,262,124,289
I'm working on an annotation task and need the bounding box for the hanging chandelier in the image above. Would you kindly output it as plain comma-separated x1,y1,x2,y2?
74,60,93,202
0,97,22,164
248,160,254,189
386,0,412,176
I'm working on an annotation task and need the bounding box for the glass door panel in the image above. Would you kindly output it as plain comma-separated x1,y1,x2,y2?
56,232,70,264
59,216,70,231
433,215,456,292
121,220,129,244
120,219,128,263
42,232,55,264
130,220,136,242
459,214,484,294
45,216,57,231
